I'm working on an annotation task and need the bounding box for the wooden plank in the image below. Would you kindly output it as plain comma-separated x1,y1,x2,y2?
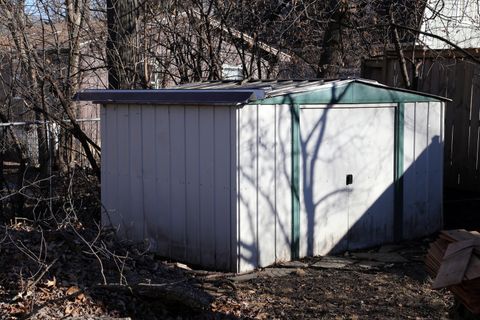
429,60,442,96
469,71,480,188
185,106,201,266
444,61,457,187
465,254,480,280
444,239,480,258
463,63,478,189
169,106,187,261
199,107,216,269
433,247,473,289
451,62,473,188
155,106,171,255
442,229,480,242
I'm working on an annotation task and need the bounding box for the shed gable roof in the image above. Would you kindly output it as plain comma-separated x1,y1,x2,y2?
255,79,449,105
75,78,448,106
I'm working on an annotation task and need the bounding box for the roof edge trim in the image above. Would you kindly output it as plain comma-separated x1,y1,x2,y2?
74,89,265,106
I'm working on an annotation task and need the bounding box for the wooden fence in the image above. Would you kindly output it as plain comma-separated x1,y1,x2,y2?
362,50,480,192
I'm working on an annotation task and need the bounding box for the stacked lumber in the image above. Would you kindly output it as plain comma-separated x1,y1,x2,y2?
425,230,480,314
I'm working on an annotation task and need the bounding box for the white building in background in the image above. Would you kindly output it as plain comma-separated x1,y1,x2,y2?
420,0,480,49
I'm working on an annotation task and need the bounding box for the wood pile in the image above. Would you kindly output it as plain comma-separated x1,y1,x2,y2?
425,230,480,314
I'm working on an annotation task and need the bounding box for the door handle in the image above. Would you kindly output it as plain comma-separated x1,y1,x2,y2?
346,174,353,185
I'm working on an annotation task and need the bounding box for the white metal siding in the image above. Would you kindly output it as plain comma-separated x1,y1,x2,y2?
101,99,444,273
102,104,236,270
237,104,292,272
275,105,293,265
403,102,444,239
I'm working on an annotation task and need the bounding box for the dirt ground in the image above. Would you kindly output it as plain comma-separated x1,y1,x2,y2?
211,239,453,320
0,186,478,319
0,222,455,320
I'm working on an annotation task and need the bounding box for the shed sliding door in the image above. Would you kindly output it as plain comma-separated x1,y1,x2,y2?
300,106,395,257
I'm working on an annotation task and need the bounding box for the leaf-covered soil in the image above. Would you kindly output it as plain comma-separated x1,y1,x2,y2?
0,220,456,320
213,243,453,319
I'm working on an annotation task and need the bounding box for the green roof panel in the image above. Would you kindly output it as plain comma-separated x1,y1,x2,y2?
255,80,447,105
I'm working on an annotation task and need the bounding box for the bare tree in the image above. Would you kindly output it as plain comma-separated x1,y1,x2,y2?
107,0,141,89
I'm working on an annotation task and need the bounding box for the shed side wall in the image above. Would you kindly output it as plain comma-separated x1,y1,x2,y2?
102,104,236,271
237,104,292,272
403,101,444,238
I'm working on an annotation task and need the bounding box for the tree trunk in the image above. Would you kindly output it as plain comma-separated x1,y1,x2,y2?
390,8,412,89
317,0,348,79
107,0,140,89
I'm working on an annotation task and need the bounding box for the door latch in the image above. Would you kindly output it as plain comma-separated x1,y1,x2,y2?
346,174,353,185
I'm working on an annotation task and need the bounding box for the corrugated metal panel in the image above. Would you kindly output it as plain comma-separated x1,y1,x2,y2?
214,107,233,270
152,106,171,254
299,105,395,256
237,104,258,271
427,102,444,232
230,107,238,271
236,103,292,272
403,102,417,237
414,102,430,236
275,105,292,263
198,107,216,268
130,105,145,242
100,105,108,224
345,107,395,250
142,106,164,251
403,102,444,239
257,105,277,267
141,105,160,251
185,106,201,265
118,105,139,240
102,103,236,270
169,107,187,261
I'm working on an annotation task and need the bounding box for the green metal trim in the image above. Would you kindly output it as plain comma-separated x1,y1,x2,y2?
394,103,405,241
291,104,300,259
256,81,443,105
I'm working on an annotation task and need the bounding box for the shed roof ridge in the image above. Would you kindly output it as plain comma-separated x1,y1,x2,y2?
75,78,450,105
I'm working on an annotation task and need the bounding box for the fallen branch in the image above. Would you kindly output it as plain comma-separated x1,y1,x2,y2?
14,257,59,302
96,282,213,311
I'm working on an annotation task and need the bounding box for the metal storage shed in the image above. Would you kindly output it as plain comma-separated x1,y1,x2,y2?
77,79,447,273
